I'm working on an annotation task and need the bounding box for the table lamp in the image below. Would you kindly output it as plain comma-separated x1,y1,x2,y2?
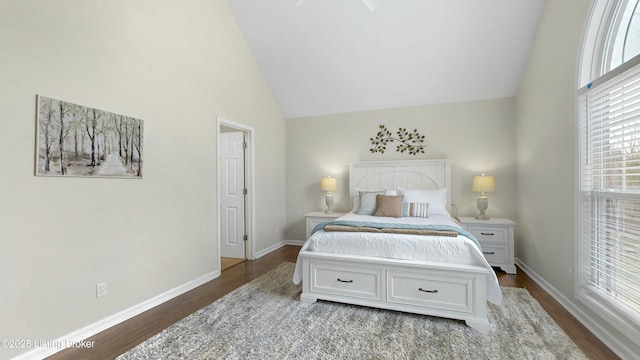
472,174,495,220
320,176,337,213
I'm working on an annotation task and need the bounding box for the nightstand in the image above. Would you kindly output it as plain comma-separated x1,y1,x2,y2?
305,211,346,239
458,216,517,274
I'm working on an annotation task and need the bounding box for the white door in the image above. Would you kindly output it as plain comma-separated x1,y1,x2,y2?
220,131,246,259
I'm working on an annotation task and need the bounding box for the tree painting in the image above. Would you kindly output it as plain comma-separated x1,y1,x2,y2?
36,95,143,178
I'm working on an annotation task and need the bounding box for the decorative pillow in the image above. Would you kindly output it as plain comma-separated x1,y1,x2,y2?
351,188,386,213
373,195,404,217
357,192,382,215
402,202,430,218
398,187,448,216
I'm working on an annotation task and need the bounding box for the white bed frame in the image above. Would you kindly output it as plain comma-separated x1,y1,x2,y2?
299,160,492,332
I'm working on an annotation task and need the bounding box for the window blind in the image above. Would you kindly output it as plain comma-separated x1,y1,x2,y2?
579,61,640,328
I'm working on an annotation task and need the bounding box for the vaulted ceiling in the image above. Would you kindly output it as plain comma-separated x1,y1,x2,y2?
227,0,545,118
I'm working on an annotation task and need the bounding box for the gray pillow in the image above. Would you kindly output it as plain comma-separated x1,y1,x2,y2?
357,192,380,215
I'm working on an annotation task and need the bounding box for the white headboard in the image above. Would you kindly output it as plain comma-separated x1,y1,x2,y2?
349,160,452,211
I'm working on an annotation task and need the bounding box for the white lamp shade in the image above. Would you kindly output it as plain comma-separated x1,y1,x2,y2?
320,176,337,192
472,174,495,193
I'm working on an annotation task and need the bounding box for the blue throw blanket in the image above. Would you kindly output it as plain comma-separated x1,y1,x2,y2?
312,220,482,250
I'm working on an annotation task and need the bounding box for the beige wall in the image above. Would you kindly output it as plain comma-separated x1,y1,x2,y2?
516,0,637,355
285,98,517,241
0,1,285,358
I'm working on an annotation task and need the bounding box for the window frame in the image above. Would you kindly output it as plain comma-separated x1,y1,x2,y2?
577,0,640,347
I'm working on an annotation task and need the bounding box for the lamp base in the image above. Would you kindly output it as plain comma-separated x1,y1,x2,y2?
476,195,490,220
325,194,334,214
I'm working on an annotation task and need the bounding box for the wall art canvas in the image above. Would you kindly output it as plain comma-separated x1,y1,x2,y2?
36,95,143,178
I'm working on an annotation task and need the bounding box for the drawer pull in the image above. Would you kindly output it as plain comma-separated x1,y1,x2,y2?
337,278,353,283
418,288,438,293
481,232,494,236
483,251,495,255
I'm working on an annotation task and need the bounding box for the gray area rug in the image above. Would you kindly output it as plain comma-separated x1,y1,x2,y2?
118,262,587,360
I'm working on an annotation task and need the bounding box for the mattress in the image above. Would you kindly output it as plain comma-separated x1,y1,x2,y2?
293,213,502,305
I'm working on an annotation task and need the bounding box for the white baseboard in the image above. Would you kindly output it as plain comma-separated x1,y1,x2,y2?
253,239,304,259
283,239,305,246
12,269,220,360
253,241,286,259
515,258,636,360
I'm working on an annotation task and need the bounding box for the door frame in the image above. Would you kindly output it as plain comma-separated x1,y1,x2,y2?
216,116,256,267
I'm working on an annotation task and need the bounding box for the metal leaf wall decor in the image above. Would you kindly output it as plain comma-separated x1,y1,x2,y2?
370,125,425,155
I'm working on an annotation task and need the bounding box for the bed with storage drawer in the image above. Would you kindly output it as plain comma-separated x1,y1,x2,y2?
293,160,501,332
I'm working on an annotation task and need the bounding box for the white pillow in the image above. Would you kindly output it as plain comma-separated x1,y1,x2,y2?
351,188,397,213
398,187,449,216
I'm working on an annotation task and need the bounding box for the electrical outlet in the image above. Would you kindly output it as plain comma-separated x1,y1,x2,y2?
96,282,107,298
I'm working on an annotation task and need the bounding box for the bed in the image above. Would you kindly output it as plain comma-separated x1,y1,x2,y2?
293,160,502,332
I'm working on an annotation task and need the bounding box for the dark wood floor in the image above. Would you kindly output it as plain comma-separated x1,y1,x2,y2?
47,245,618,360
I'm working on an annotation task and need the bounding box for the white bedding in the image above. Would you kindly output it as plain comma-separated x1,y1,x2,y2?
293,213,502,305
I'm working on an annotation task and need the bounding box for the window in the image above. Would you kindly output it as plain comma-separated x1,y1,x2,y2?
604,0,640,70
579,0,640,345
